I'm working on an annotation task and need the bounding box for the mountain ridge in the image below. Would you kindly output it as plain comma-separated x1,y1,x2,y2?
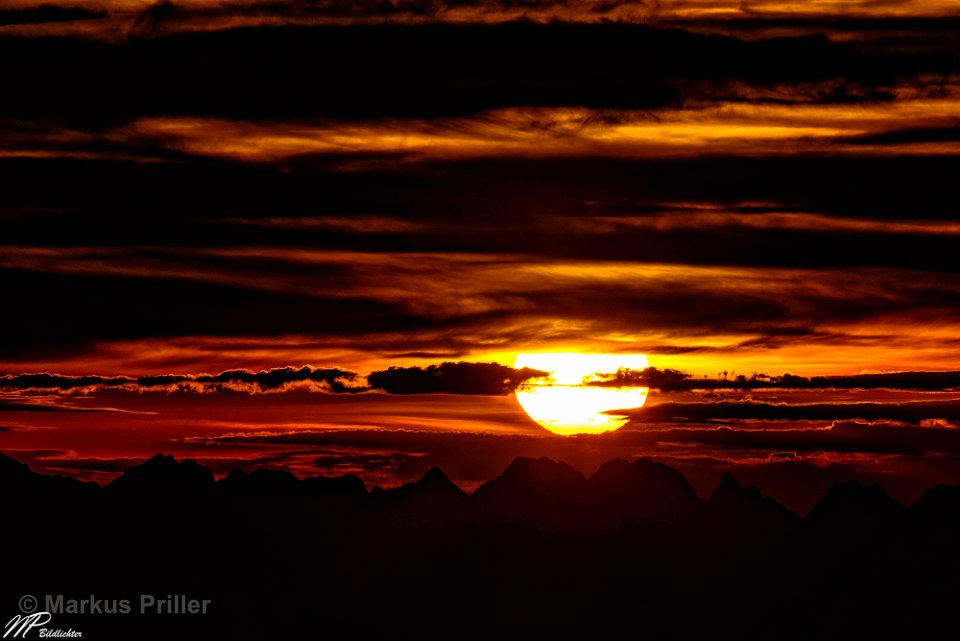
3,450,955,525
4,449,959,641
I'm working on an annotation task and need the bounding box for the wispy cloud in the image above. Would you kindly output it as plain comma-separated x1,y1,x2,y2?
5,0,960,41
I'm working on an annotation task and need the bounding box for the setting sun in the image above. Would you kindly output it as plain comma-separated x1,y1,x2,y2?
513,353,650,435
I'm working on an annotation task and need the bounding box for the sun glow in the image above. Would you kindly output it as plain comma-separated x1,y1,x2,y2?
514,353,649,436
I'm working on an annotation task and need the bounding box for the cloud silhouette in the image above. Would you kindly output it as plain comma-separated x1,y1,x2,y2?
194,366,360,391
587,366,692,390
0,5,106,26
589,367,960,392
0,366,361,393
367,362,548,395
626,399,960,424
842,124,960,146
4,21,957,128
0,362,550,395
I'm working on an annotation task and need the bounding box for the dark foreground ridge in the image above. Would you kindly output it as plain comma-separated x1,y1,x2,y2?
4,452,960,640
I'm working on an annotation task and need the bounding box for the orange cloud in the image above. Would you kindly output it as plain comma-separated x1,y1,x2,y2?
83,98,959,162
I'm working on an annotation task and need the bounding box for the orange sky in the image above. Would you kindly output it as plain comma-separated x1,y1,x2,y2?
3,0,960,512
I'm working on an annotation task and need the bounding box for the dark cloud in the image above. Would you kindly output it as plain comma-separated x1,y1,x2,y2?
367,362,548,395
842,124,960,146
0,267,428,358
131,0,453,27
589,367,960,392
0,363,549,395
129,0,180,38
5,153,960,262
385,351,468,359
0,366,359,393
195,366,360,391
626,398,960,424
2,21,957,128
0,373,136,390
588,366,692,390
0,5,106,26
0,24,670,126
511,275,960,343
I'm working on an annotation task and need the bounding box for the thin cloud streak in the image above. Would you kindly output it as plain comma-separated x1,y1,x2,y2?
8,99,960,162
4,0,960,41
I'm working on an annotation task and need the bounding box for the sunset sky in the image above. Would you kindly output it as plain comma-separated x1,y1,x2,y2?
3,0,960,512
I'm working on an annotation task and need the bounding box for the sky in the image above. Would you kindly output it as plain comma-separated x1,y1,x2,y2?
2,0,960,512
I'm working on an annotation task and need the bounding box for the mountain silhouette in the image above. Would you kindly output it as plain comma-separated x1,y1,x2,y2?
366,467,469,538
471,456,586,525
385,466,466,501
806,478,907,532
5,450,960,641
474,456,586,499
220,467,302,494
0,451,98,500
708,471,800,533
912,483,960,525
104,452,214,498
587,457,704,526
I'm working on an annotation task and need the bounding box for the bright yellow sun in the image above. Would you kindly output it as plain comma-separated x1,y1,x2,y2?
513,352,650,436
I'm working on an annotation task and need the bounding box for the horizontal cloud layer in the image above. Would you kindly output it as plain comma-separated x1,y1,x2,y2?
589,367,960,391
4,0,960,41
0,362,547,395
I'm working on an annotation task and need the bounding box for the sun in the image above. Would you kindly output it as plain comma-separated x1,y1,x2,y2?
513,352,650,436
